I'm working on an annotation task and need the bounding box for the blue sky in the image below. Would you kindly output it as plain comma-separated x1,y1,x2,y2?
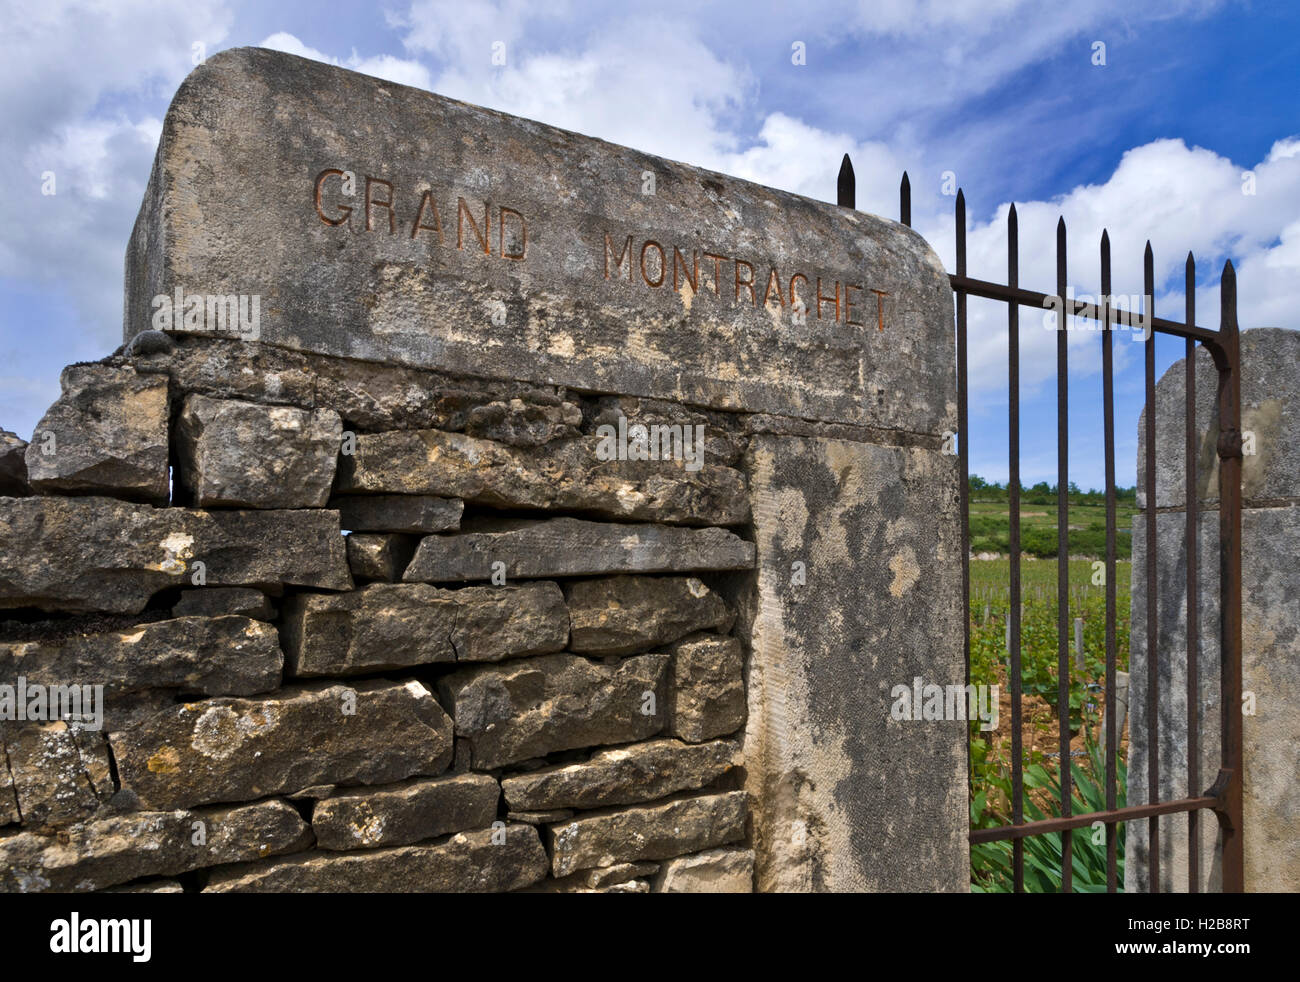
2,0,1297,490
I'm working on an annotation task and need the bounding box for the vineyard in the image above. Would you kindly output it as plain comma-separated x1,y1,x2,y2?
968,558,1132,892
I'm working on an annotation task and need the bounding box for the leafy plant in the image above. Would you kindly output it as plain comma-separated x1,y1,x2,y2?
971,725,1126,892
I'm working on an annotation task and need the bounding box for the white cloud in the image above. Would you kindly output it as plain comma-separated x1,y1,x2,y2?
915,136,1300,400
0,0,231,347
415,18,753,169
258,31,433,90
1,0,1291,457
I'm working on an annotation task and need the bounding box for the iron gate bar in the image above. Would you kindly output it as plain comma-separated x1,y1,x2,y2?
848,158,1245,892
1185,253,1200,893
968,794,1219,842
1144,242,1161,891
955,189,973,796
944,276,1220,344
1212,265,1244,892
1007,202,1025,891
1055,217,1072,892
1101,230,1119,892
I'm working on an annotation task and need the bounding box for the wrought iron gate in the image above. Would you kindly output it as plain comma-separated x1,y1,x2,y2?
838,156,1244,892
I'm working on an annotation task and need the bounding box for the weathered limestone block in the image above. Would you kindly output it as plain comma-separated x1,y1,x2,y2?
403,517,755,583
281,581,566,676
127,335,575,434
283,584,454,676
507,809,573,824
565,576,733,655
599,879,650,892
173,587,273,620
109,679,453,810
665,635,746,742
336,429,749,527
3,723,114,826
0,430,29,496
0,749,17,826
346,533,419,582
330,494,463,534
1138,329,1300,508
464,397,583,447
24,365,167,502
100,690,181,735
501,738,741,811
0,799,311,893
587,396,748,467
1,616,283,697
652,846,754,893
125,49,955,437
0,497,352,614
521,863,661,892
176,394,342,508
203,824,547,893
311,773,499,850
546,791,747,877
438,652,669,770
743,435,967,892
103,879,185,893
450,582,570,663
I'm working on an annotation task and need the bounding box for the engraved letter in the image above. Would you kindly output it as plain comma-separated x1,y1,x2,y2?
762,268,785,308
734,258,757,305
871,288,889,331
673,247,698,292
314,169,352,226
641,240,666,287
410,191,445,242
498,206,527,260
604,234,633,279
845,283,864,326
458,197,491,254
365,176,396,233
816,277,840,321
703,252,729,296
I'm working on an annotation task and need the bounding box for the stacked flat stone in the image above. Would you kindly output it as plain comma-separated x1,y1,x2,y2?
0,342,756,893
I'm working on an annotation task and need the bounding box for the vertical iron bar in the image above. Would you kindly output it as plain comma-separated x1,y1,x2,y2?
1056,217,1072,892
957,191,972,799
838,154,855,209
1185,253,1200,893
1216,261,1245,892
900,172,911,227
1101,230,1119,893
1144,242,1160,892
1008,203,1024,892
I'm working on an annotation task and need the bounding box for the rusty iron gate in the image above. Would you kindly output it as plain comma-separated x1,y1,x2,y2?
837,156,1244,893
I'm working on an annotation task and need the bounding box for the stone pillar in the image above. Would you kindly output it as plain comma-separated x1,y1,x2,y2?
1129,328,1300,892
118,47,967,891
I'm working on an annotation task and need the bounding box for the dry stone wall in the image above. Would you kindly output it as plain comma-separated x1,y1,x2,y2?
0,337,756,893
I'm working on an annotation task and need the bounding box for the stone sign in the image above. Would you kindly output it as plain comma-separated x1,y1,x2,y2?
125,47,953,433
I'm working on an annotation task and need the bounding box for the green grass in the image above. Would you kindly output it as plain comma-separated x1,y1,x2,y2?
968,499,1136,559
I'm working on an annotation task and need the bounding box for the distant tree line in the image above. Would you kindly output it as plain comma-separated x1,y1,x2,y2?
968,475,1137,507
